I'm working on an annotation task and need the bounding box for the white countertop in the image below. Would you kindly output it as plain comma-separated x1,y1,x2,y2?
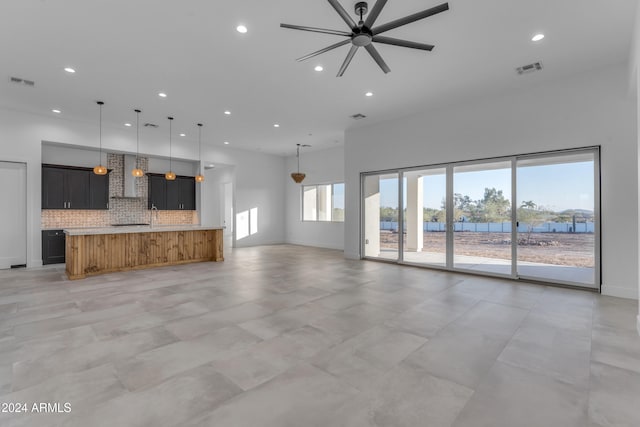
63,225,224,236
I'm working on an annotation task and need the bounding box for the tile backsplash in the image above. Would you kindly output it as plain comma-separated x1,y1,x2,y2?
41,154,198,229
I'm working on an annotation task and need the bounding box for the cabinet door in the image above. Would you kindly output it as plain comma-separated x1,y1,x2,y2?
148,175,167,210
89,173,109,209
42,230,66,265
42,167,65,209
180,177,196,210
166,179,181,210
65,169,90,209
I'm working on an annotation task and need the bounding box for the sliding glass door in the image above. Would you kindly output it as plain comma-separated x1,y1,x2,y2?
363,173,400,261
402,168,447,267
516,151,598,286
361,148,600,289
453,160,513,276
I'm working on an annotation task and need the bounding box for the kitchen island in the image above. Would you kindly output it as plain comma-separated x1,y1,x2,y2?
64,225,223,280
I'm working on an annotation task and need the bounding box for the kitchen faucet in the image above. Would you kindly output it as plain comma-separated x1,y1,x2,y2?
150,204,158,228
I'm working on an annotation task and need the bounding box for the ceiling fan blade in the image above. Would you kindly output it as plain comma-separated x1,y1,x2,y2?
280,23,352,37
364,0,388,28
337,45,359,77
327,0,357,29
364,44,390,74
372,2,449,35
372,36,434,51
296,39,351,62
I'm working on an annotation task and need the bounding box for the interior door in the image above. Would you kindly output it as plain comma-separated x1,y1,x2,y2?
0,161,27,269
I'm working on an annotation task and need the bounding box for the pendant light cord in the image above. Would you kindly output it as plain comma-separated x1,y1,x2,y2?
297,144,300,173
198,123,203,175
98,101,103,164
135,109,140,168
168,117,173,172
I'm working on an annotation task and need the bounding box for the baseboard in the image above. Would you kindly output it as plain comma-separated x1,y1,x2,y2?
344,251,360,260
29,260,43,268
601,284,639,300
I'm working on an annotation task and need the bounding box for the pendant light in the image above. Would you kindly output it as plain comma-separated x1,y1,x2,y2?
93,101,108,175
165,116,176,180
195,123,205,183
131,109,144,177
291,143,310,183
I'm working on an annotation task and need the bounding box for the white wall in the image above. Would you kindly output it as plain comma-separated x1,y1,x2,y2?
345,64,638,300
285,146,345,250
0,108,286,266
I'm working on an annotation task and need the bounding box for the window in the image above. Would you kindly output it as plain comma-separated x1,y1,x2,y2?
302,183,345,222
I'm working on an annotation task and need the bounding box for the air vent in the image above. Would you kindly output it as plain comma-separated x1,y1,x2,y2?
144,123,159,128
351,113,367,120
516,62,543,75
9,76,35,87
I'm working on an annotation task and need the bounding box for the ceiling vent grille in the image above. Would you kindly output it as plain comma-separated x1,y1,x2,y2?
9,76,35,87
143,123,159,128
351,113,367,120
516,62,543,75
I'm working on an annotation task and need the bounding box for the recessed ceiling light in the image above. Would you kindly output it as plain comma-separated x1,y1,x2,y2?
124,123,132,127
236,25,248,34
224,141,230,145
51,109,61,114
224,110,231,115
64,67,75,73
180,133,186,137
532,33,545,42
365,92,373,97
274,124,280,128
314,65,323,72
158,92,167,98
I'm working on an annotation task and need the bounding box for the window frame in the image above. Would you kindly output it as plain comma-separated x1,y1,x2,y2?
301,182,345,223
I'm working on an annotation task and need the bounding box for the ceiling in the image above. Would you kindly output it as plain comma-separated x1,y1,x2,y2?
0,0,636,156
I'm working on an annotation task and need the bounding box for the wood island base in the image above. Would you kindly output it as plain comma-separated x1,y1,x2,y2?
65,228,223,280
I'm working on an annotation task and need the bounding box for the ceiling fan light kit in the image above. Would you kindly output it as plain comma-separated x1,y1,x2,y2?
281,0,449,77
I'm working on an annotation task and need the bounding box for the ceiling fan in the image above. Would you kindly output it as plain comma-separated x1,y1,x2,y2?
281,0,449,77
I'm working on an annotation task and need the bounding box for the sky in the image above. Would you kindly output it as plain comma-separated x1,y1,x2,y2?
377,161,594,212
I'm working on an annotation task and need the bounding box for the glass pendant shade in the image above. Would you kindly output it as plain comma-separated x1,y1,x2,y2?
132,168,144,177
165,171,176,180
195,174,205,183
93,165,108,175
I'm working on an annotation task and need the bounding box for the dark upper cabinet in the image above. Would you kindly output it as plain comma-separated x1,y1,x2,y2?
89,173,109,209
180,177,196,210
148,174,167,210
65,169,90,209
42,230,65,265
166,179,181,210
42,165,109,210
148,174,195,210
42,167,66,209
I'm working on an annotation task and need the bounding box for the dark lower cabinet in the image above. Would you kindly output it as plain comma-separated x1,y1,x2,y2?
42,230,66,265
